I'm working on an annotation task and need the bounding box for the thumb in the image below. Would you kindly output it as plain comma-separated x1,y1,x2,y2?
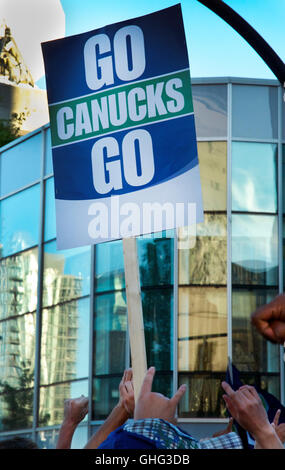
170,384,187,408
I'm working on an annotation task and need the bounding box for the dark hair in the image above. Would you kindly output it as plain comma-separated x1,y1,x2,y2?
0,437,38,449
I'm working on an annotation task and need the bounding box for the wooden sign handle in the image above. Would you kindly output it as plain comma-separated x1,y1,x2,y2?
123,237,147,402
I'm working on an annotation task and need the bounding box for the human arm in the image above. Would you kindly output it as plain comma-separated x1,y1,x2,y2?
254,409,285,449
134,366,186,424
56,396,89,449
221,382,284,449
251,294,285,344
84,368,135,449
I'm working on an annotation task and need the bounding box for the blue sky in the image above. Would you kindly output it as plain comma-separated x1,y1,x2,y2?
37,0,284,88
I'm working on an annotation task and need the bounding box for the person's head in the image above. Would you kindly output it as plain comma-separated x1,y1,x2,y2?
0,437,38,449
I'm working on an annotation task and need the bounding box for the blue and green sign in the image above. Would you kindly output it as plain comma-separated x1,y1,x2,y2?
42,4,203,249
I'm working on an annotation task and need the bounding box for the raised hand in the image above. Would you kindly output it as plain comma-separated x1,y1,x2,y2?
134,366,186,424
251,294,285,344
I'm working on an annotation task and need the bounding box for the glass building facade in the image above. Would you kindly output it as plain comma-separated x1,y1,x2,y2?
0,77,284,446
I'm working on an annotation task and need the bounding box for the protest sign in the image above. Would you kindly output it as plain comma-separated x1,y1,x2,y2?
42,4,203,250
42,4,203,396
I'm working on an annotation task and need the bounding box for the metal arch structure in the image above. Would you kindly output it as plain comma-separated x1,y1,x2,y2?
197,0,285,86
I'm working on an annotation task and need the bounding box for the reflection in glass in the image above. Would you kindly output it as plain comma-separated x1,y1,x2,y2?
0,314,36,431
192,84,227,137
178,287,227,373
0,184,40,257
232,85,278,139
95,240,125,293
94,292,127,375
43,241,90,307
0,314,36,388
44,127,53,176
37,426,88,449
197,141,227,211
93,375,123,420
0,248,38,319
37,429,59,449
0,132,42,197
0,388,34,431
232,142,277,213
178,373,226,418
44,178,56,242
232,215,278,286
138,233,173,287
282,146,285,214
39,380,88,426
142,288,172,370
40,297,90,385
232,288,279,373
178,286,227,418
179,214,227,286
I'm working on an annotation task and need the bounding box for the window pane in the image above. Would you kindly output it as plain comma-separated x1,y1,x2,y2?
232,288,279,374
197,141,227,211
178,286,227,418
0,388,34,431
178,372,226,418
192,84,227,137
40,298,90,385
44,127,53,176
43,240,90,307
0,132,42,197
179,213,227,285
0,248,38,320
232,214,278,286
0,314,36,432
95,240,125,293
0,314,36,389
138,233,173,287
37,429,59,449
282,146,285,214
94,292,127,375
232,85,278,139
44,177,56,242
178,287,227,372
93,375,123,420
142,288,172,370
0,184,40,257
39,380,88,427
232,142,277,213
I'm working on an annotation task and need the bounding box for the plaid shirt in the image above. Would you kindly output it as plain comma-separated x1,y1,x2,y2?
124,419,243,449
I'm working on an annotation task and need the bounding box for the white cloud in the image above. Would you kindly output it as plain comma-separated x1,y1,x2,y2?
0,0,65,81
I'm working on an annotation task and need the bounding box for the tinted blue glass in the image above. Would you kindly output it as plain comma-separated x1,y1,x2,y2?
232,142,277,213
137,233,173,286
95,234,173,293
232,85,278,139
43,240,91,306
94,291,127,375
41,297,90,384
192,84,227,137
232,214,278,286
1,132,42,197
0,184,40,257
44,177,56,242
95,240,125,293
44,127,53,176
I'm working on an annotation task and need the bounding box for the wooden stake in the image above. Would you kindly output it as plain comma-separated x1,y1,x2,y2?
123,236,147,402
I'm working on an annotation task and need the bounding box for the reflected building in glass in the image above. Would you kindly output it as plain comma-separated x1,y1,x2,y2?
0,77,284,445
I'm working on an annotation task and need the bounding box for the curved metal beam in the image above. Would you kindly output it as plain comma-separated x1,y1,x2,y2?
197,0,285,85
